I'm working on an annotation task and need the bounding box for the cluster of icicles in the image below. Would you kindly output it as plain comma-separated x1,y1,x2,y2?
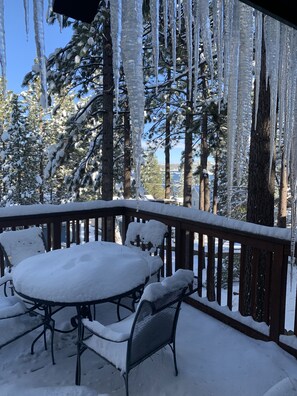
0,1,297,263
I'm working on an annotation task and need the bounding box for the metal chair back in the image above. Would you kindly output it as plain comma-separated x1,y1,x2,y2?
0,227,46,271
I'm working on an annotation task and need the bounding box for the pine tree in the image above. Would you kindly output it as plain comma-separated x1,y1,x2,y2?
1,94,41,205
141,152,163,199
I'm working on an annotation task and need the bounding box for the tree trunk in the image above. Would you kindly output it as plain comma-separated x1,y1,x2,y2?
165,108,171,200
243,25,274,321
165,68,171,200
101,9,114,241
183,103,193,208
200,110,210,211
277,149,287,228
123,106,131,199
246,44,274,226
101,10,114,202
213,151,219,214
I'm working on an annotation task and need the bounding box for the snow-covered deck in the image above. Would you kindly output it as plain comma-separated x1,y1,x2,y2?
0,199,295,358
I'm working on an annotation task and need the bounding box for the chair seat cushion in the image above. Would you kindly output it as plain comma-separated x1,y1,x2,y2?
0,296,27,318
143,254,163,276
83,314,135,374
0,297,44,347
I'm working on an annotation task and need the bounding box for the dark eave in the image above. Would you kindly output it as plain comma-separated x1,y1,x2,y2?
52,0,100,24
52,0,297,31
240,1,297,30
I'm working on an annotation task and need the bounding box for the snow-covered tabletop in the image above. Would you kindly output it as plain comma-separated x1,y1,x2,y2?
12,241,150,305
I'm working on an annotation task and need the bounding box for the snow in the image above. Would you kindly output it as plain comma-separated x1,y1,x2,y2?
1,202,297,394
79,268,192,374
0,199,291,243
0,226,45,267
1,298,297,395
124,219,168,250
12,241,150,303
0,295,26,318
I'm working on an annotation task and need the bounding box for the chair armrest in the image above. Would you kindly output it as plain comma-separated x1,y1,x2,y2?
82,318,130,342
0,273,12,287
0,296,27,319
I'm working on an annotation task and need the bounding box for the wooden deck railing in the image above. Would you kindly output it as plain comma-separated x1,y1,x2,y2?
0,199,296,357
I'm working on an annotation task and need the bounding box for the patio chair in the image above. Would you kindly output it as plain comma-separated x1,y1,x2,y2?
0,272,54,361
0,226,46,275
124,219,168,281
115,220,168,319
0,227,57,363
76,269,194,396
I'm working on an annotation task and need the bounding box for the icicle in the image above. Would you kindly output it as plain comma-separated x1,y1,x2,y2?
235,2,253,182
0,0,6,93
193,0,200,106
109,0,122,114
163,0,168,49
264,16,280,178
121,0,144,201
23,0,30,38
226,0,240,217
289,62,297,290
215,0,224,111
199,0,214,82
282,26,295,167
177,0,182,32
168,0,176,81
223,0,234,104
33,0,48,109
290,95,297,289
150,0,159,91
183,0,193,96
277,24,289,175
253,11,262,129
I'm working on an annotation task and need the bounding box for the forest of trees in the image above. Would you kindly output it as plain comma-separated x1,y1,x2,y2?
0,1,291,231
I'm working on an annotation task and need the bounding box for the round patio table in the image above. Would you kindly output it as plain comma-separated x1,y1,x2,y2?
13,241,150,305
12,241,151,365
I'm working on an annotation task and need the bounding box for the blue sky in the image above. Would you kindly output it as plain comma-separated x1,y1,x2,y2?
4,1,72,92
3,1,182,164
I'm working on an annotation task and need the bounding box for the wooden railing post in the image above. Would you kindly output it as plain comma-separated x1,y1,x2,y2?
269,246,287,342
52,221,62,250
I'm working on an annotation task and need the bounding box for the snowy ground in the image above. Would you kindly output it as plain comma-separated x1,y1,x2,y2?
1,301,297,396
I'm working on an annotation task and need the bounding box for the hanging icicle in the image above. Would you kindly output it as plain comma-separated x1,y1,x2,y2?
150,0,159,91
177,0,182,32
168,0,177,81
163,0,168,49
183,0,193,96
199,0,214,82
109,0,122,114
264,16,280,177
0,0,6,93
193,0,201,106
235,2,253,182
289,65,297,289
226,0,240,217
253,11,262,130
213,0,224,111
33,0,48,108
121,0,145,201
23,0,30,38
223,0,234,104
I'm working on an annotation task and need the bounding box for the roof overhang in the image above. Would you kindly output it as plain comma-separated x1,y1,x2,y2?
52,0,100,24
240,1,297,30
52,0,297,30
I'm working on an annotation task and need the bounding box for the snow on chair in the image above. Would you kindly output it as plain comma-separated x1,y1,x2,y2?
124,219,168,281
115,220,168,320
0,226,46,274
0,271,54,360
0,227,55,363
76,269,194,396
